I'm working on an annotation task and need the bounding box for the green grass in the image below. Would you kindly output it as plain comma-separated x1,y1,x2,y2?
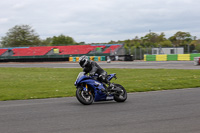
0,67,200,101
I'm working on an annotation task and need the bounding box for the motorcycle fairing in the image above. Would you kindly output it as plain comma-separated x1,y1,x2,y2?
75,72,116,102
79,79,110,101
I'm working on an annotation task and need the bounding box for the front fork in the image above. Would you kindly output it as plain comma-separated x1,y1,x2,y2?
83,84,88,91
82,84,91,96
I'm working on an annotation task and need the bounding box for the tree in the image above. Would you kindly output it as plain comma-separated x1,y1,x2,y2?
190,40,200,52
195,42,200,52
1,25,41,47
159,40,172,47
52,34,75,45
169,31,192,46
140,32,168,47
141,32,157,47
41,37,53,46
76,42,85,45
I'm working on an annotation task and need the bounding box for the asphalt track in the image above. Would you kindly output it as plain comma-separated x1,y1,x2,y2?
1,89,200,133
1,61,200,133
0,60,200,69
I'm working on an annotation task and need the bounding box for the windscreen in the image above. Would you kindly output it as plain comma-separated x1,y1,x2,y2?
76,72,85,81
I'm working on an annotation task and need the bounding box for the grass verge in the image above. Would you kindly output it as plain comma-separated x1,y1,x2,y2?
0,67,200,101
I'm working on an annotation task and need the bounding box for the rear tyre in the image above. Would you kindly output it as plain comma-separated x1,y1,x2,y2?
113,84,127,102
76,87,94,105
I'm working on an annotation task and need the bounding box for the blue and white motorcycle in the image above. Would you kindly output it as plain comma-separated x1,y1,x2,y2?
74,72,127,105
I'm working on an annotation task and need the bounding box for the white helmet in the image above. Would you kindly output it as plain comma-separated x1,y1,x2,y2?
79,55,89,67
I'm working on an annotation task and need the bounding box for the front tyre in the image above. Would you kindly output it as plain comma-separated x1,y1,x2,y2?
76,87,94,105
113,84,127,102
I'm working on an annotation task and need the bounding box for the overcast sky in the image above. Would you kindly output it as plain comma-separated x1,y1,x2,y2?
0,0,200,43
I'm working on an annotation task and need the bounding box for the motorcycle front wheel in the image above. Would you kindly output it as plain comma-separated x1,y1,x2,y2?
113,84,127,102
76,87,94,105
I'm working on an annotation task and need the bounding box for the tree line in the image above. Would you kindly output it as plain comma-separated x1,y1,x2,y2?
1,24,200,52
0,25,77,47
109,32,200,53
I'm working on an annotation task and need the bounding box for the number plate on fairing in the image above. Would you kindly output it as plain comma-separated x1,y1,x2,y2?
106,96,114,100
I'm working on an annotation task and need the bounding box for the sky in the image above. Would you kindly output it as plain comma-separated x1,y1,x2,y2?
0,0,200,43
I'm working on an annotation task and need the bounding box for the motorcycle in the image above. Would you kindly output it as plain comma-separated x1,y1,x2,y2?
74,72,127,105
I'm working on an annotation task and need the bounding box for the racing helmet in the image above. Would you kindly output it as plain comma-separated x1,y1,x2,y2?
79,55,89,67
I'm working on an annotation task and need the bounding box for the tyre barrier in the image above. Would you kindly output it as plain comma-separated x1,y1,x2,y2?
144,54,200,61
69,56,106,62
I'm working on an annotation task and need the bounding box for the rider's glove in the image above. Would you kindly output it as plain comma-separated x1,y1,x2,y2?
89,72,95,76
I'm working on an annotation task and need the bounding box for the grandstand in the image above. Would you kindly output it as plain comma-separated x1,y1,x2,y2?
2,44,121,56
103,45,122,53
12,46,54,56
0,49,8,56
58,45,106,55
0,44,124,62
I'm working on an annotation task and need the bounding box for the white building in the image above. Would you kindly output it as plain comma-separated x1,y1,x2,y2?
152,47,184,55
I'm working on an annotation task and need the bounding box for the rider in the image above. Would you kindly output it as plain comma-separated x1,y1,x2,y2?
78,55,113,90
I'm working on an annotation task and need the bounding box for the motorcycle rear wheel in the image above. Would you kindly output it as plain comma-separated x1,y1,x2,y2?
113,84,127,102
76,87,94,105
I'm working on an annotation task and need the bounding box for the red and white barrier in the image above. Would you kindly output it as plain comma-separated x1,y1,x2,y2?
194,57,200,65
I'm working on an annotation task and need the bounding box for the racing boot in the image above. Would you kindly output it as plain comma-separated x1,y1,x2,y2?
101,82,108,94
108,82,115,90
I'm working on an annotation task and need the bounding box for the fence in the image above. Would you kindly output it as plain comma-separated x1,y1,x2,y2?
120,45,198,60
118,47,152,60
